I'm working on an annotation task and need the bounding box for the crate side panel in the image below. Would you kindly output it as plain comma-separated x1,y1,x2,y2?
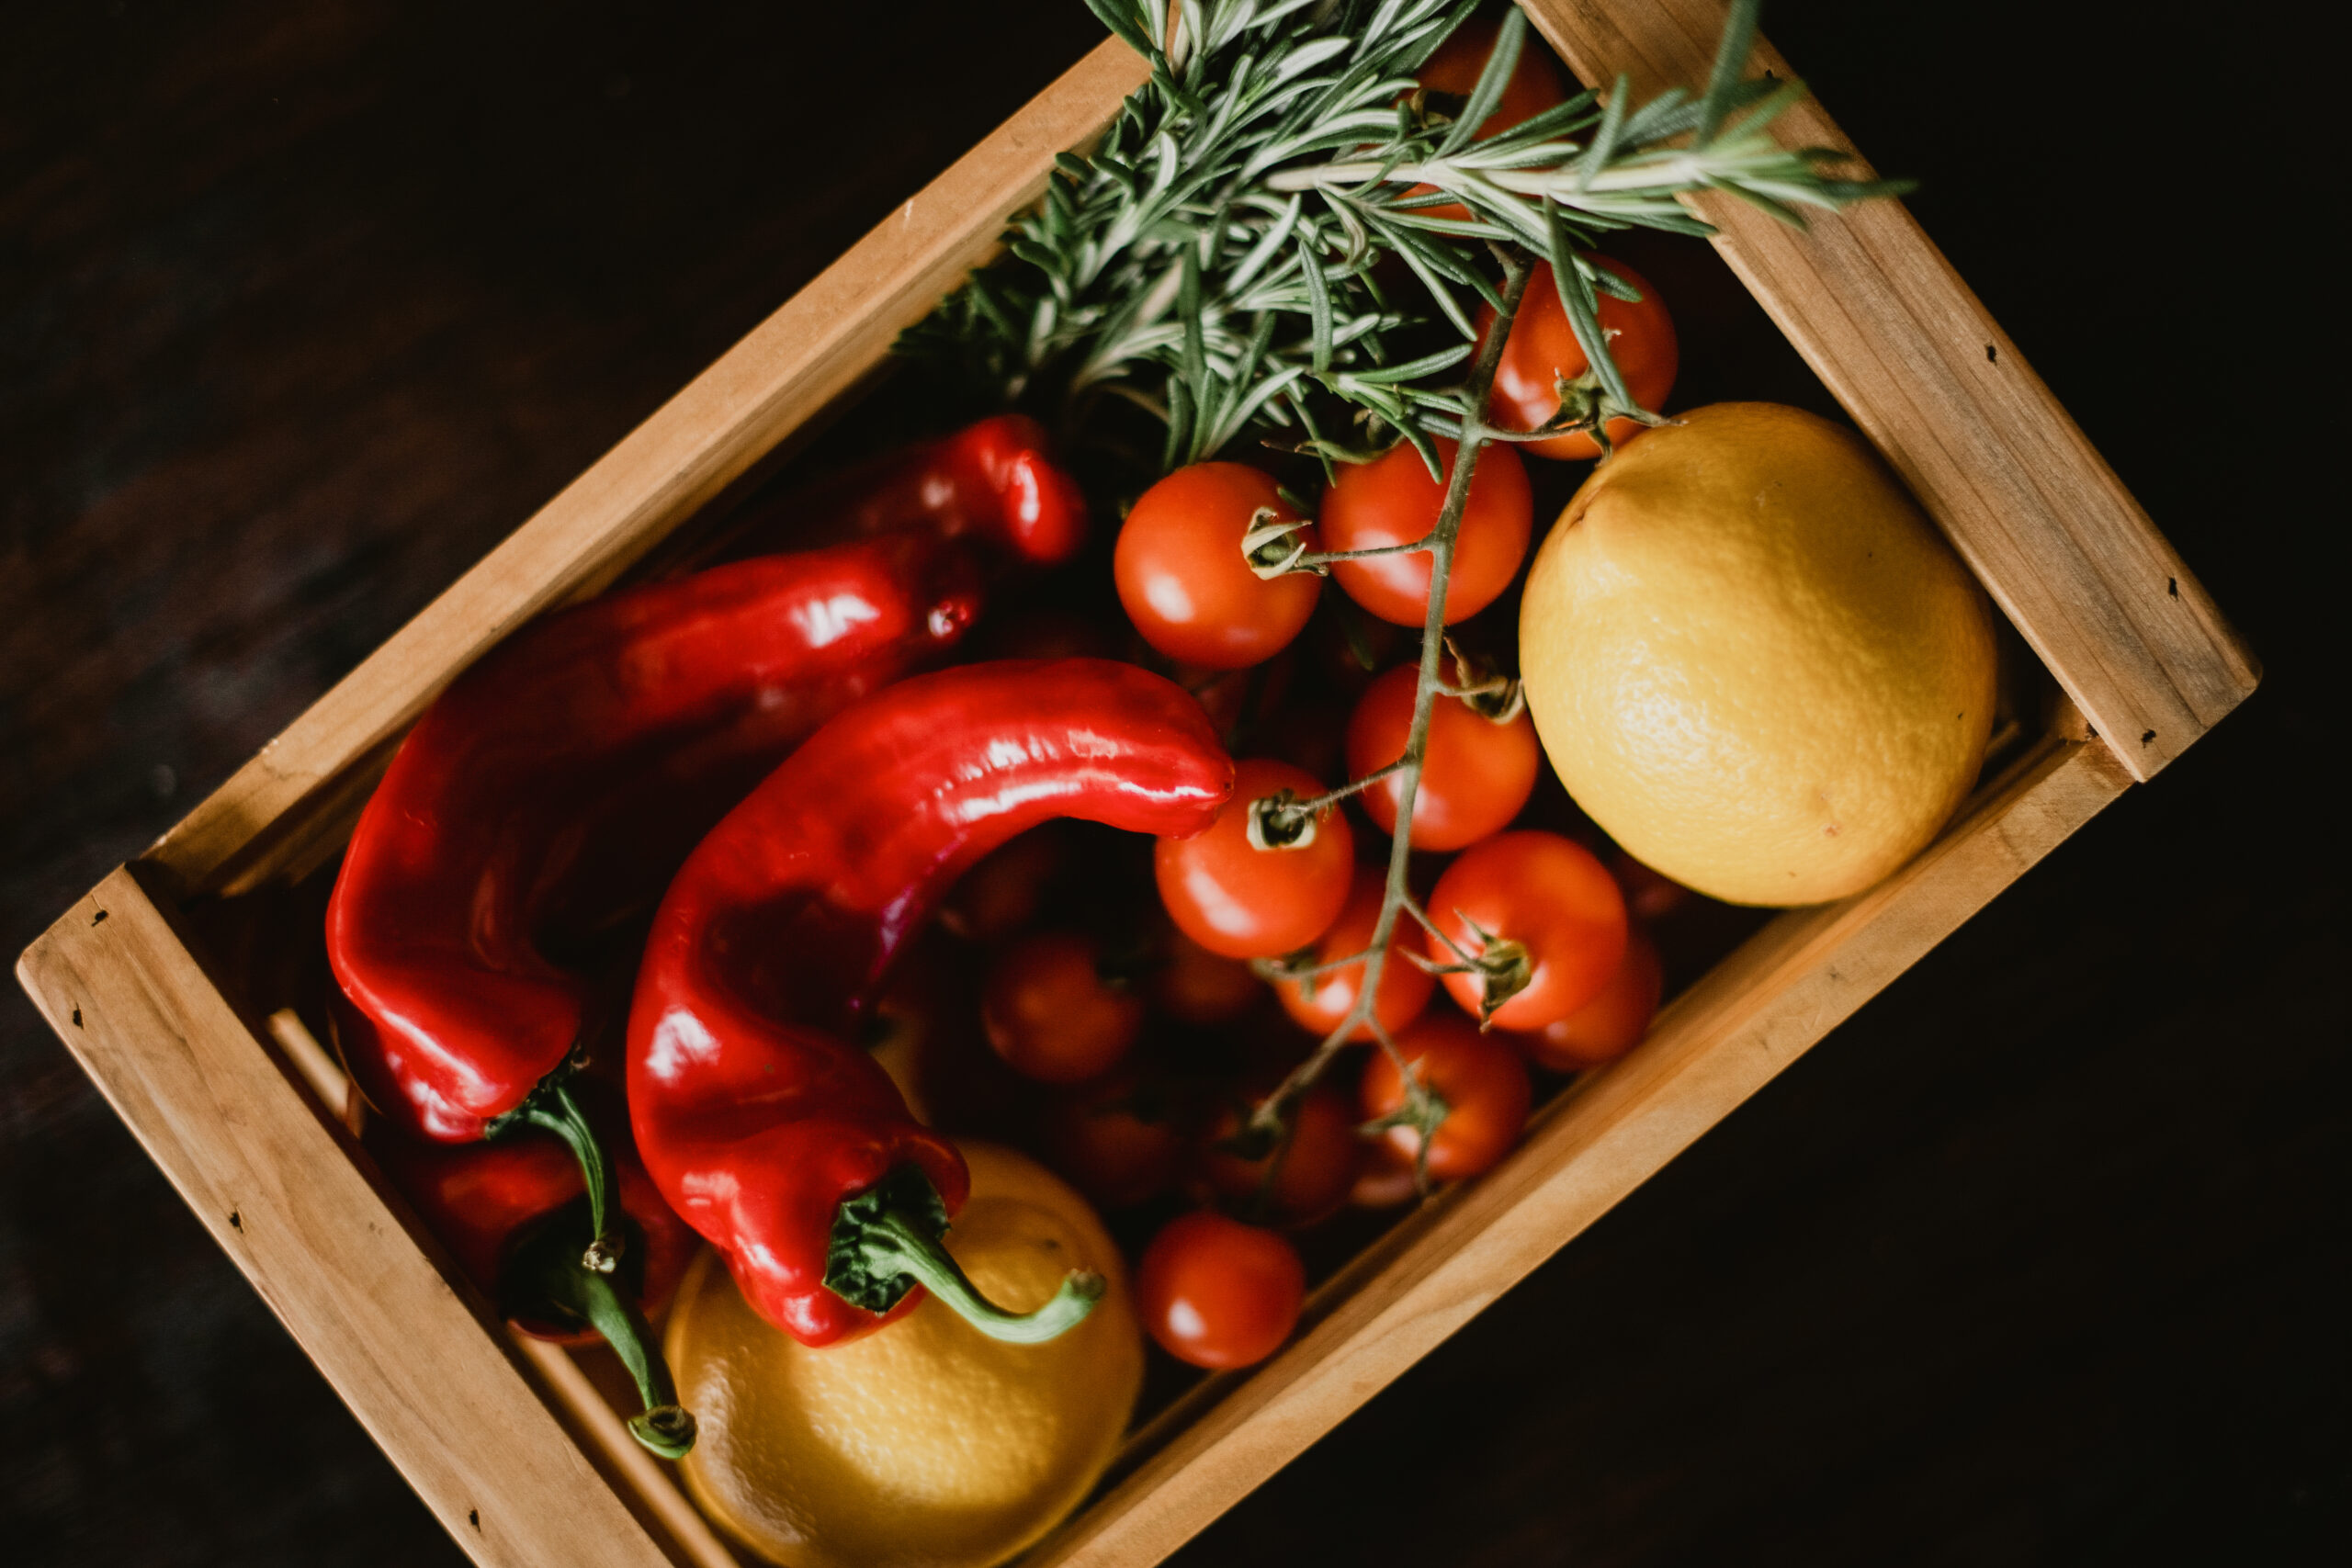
146,39,1148,900
1033,736,2131,1568
1518,0,2256,782
16,870,672,1568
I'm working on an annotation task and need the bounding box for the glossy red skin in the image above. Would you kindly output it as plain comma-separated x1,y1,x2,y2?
1424,830,1629,1032
1406,17,1573,223
981,930,1144,1085
1512,926,1663,1072
1344,663,1540,850
1321,439,1532,626
1277,865,1434,1043
369,1120,695,1344
327,530,982,1144
629,659,1233,1346
1115,463,1321,669
1359,1010,1533,1181
1136,1212,1306,1370
783,412,1091,566
1197,1087,1358,1226
1154,757,1353,960
1477,258,1679,461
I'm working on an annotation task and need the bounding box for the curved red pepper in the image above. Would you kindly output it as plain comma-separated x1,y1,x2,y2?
369,1100,700,1455
628,659,1233,1346
327,530,984,1150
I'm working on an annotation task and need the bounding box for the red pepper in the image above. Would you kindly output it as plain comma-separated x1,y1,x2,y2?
628,659,1233,1346
774,413,1089,567
369,1092,700,1456
329,535,999,1292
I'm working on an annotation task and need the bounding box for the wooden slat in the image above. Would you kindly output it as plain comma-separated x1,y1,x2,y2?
145,37,1150,899
1518,0,2257,782
1034,735,2132,1567
15,869,673,1568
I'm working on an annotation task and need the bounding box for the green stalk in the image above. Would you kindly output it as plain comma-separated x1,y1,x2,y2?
507,1213,695,1460
823,1164,1103,1344
496,1077,624,1273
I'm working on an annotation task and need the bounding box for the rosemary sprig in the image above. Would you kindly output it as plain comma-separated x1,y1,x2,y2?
901,0,1906,1189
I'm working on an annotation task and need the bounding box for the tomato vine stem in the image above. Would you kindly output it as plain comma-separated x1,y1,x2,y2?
1247,246,1535,1174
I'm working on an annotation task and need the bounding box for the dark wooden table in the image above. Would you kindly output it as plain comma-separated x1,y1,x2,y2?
3,3,2342,1563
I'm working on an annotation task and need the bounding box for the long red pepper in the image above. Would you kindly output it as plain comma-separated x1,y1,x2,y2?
628,659,1233,1347
329,415,1085,1159
369,1096,700,1456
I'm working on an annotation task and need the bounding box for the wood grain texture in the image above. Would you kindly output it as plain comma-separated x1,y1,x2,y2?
1517,0,2257,783
1033,736,2132,1568
15,869,673,1568
143,37,1148,901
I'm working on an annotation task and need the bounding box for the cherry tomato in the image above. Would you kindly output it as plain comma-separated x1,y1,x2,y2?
1477,257,1679,462
1155,757,1354,960
1136,1212,1306,1370
1359,1010,1532,1181
1418,17,1571,136
1176,651,1294,742
1197,1086,1358,1226
979,930,1142,1084
1343,663,1539,850
1611,852,1695,923
939,824,1065,942
1320,438,1531,627
1151,925,1265,1026
1512,926,1663,1073
1348,1138,1422,1210
1423,829,1628,1032
1276,865,1433,1043
1115,462,1321,670
1039,1070,1185,1209
1406,17,1572,222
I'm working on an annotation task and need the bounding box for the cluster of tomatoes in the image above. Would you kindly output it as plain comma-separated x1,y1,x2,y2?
867,241,1684,1376
878,25,1694,1372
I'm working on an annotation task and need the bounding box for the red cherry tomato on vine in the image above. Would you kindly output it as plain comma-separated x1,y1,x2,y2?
939,825,1065,942
1511,926,1663,1073
1359,1010,1532,1182
1320,438,1531,627
1154,757,1353,960
1405,17,1573,222
1343,663,1539,850
1136,1212,1306,1370
1477,257,1679,462
1197,1086,1358,1226
1151,925,1265,1025
1423,829,1628,1032
1115,462,1321,669
1276,865,1433,1043
980,930,1142,1084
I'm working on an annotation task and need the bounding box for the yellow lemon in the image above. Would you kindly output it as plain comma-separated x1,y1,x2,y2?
1519,402,1997,906
667,1143,1141,1568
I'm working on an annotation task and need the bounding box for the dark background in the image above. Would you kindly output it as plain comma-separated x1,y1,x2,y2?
3,1,2344,1563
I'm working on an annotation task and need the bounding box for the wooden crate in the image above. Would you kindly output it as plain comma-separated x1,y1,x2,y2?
16,4,2256,1566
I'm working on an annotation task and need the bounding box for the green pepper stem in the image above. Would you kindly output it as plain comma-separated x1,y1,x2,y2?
860,1209,1105,1345
508,1080,624,1273
522,1225,697,1460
